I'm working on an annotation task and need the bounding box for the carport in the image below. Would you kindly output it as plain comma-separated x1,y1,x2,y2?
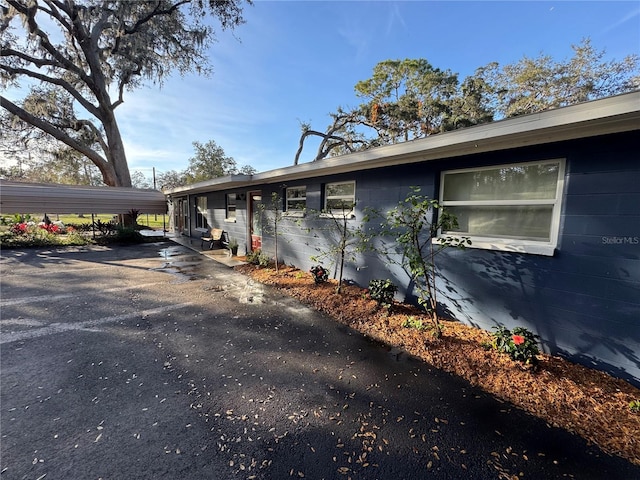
0,179,167,214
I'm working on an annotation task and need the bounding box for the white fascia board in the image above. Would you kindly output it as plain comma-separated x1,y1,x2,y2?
163,175,254,195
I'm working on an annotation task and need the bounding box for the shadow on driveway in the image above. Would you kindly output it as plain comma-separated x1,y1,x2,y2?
1,242,638,479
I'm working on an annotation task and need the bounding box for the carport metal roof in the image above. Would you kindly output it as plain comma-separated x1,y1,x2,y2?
0,180,167,214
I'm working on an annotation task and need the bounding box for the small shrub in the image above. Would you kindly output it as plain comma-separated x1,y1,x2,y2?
257,252,271,267
112,227,144,244
309,265,329,284
492,325,540,365
66,222,93,232
227,237,239,250
93,219,116,235
246,249,270,267
246,249,261,265
402,316,429,331
630,400,640,413
368,279,398,307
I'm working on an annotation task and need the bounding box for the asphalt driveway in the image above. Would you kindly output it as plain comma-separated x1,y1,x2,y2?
1,242,638,479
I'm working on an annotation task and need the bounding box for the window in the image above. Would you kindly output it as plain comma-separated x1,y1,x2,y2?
439,159,565,255
285,186,306,215
324,181,355,215
226,193,237,221
195,196,207,230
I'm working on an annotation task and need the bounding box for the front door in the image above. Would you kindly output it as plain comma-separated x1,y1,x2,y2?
248,191,262,251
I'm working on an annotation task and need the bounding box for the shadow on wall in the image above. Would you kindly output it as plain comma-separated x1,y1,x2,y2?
437,248,640,388
264,207,640,388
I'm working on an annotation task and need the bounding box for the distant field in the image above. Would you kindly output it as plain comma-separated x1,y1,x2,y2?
2,213,169,230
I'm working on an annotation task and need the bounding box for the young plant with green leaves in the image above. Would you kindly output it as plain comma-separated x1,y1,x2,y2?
370,187,470,337
402,316,429,331
368,279,398,310
259,191,286,273
302,203,365,294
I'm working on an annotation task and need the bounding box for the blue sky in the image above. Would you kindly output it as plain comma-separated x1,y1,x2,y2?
7,1,640,183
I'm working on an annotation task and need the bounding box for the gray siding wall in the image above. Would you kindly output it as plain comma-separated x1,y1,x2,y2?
185,192,250,254
206,131,640,385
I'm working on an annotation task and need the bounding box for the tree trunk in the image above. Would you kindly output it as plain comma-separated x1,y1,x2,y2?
102,111,132,187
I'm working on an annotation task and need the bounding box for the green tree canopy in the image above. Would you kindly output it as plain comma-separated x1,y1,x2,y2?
354,58,458,142
487,38,640,117
156,169,186,190
182,140,255,185
1,0,249,187
294,38,639,164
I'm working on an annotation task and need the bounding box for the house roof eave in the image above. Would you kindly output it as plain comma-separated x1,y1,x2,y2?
163,174,254,196
167,92,640,194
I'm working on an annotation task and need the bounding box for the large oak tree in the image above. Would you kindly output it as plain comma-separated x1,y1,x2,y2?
1,0,248,187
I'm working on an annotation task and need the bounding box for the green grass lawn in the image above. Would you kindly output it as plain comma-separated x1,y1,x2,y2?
1,213,169,230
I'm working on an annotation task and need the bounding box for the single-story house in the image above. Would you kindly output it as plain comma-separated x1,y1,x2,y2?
164,91,640,387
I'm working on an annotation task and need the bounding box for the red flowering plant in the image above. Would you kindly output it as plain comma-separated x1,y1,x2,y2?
492,326,540,365
10,223,29,235
309,265,329,284
40,223,61,234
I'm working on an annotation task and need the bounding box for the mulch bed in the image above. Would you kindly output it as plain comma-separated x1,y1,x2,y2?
234,264,640,465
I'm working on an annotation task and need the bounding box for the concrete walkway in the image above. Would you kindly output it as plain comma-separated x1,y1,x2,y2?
1,242,638,479
168,233,247,268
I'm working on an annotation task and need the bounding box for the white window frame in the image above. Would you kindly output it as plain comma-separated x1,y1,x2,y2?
225,193,237,222
438,159,566,256
321,181,356,218
284,186,307,218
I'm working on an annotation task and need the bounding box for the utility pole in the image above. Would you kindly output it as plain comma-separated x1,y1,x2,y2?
153,167,157,221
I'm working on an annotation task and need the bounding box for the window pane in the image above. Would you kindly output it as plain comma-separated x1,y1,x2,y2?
287,199,306,210
443,163,559,201
287,187,306,211
195,197,207,229
444,205,553,241
326,182,355,197
196,197,207,213
226,193,237,220
287,187,306,199
327,198,353,211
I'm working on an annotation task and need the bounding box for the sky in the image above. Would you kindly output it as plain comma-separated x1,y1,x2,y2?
5,1,640,183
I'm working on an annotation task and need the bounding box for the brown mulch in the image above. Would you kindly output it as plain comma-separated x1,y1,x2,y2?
234,263,640,465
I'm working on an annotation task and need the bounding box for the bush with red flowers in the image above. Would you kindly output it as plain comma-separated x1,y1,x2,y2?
1,220,90,248
309,265,329,284
491,325,540,365
40,223,60,234
10,223,29,235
